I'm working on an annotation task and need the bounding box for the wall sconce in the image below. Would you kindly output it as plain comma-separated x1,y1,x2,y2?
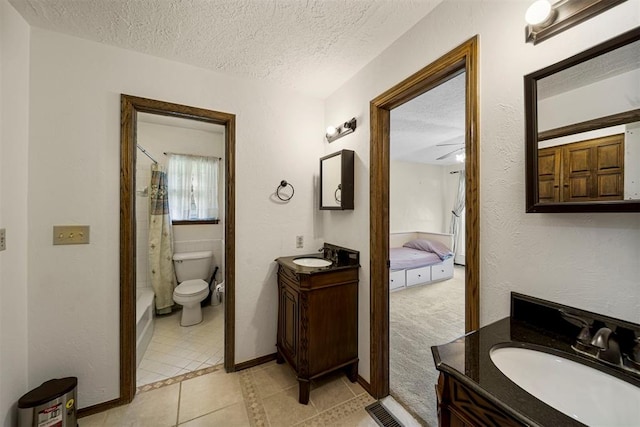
525,0,627,45
325,118,357,143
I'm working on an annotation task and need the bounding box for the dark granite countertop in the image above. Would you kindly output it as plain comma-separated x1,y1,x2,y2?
432,293,640,427
276,243,360,275
275,254,359,274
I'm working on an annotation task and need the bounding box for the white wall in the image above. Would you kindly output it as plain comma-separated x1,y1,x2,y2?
27,28,324,408
538,68,640,131
324,0,640,383
389,160,466,262
390,161,447,233
0,1,30,424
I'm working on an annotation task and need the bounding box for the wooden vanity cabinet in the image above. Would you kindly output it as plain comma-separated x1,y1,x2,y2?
276,264,359,404
436,373,523,427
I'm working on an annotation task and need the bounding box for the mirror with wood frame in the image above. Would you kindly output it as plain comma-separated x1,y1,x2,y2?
525,27,640,212
319,149,355,210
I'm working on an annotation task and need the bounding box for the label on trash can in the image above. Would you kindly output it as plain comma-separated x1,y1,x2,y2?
37,403,62,427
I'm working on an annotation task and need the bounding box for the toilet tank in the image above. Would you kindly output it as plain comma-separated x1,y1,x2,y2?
173,251,213,282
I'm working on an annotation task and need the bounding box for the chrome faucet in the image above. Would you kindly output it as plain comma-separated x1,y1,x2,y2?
590,327,622,366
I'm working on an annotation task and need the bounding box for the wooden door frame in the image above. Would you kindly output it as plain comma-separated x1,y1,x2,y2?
369,36,479,399
119,95,236,404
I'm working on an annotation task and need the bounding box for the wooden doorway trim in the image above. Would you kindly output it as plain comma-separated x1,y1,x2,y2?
120,95,236,404
369,36,479,399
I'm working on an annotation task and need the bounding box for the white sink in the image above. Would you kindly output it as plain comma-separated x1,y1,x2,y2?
292,258,332,267
490,346,640,426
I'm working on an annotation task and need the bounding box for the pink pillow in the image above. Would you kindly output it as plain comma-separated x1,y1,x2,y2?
403,239,453,260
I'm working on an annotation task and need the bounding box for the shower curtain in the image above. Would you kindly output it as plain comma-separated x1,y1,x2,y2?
449,170,465,256
148,163,177,314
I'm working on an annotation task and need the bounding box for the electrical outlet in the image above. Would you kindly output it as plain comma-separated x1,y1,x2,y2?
53,225,90,245
0,228,5,251
296,235,304,248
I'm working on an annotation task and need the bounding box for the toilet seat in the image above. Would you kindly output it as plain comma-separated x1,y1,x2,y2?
174,279,208,297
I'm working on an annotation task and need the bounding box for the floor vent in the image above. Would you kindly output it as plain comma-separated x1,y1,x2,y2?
365,401,404,427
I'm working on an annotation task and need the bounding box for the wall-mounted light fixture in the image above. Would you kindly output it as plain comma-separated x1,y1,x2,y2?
525,0,627,45
325,118,357,143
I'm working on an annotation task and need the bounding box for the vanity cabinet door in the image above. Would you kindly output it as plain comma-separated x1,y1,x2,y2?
279,284,299,364
437,373,523,427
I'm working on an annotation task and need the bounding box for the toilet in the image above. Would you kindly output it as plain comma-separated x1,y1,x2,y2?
172,251,213,326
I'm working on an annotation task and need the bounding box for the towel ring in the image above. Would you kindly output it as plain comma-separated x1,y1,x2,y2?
334,184,342,203
276,180,295,201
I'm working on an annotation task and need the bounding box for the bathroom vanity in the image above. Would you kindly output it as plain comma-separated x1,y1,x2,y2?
432,293,640,426
275,244,360,404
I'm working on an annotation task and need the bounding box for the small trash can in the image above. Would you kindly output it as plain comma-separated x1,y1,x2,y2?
211,281,224,306
18,377,77,427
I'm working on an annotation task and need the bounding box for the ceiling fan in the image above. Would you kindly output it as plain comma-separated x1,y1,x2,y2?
436,142,465,161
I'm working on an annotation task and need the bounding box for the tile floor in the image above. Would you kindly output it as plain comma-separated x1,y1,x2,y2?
79,361,381,426
137,304,224,387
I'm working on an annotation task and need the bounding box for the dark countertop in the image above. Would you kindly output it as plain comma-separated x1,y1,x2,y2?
432,293,640,427
275,253,360,274
276,243,360,275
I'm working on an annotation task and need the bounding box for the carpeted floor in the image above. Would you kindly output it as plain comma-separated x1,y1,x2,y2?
389,265,466,427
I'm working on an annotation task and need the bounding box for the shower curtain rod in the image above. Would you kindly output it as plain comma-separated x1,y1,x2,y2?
136,144,158,164
163,151,222,160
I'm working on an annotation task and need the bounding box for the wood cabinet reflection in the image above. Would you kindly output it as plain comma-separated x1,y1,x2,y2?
538,134,624,203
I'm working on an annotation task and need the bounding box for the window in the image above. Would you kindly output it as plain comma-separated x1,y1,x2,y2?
167,153,219,222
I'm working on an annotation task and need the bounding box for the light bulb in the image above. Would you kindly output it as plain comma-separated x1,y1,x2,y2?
456,153,466,163
326,126,338,137
525,0,552,26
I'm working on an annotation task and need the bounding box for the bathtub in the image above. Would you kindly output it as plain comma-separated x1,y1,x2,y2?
136,289,155,368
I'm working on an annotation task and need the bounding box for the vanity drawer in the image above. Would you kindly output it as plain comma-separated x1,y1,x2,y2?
389,270,406,291
432,258,454,281
406,266,431,286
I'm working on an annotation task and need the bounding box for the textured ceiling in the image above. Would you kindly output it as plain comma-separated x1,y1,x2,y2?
391,72,465,165
9,0,442,98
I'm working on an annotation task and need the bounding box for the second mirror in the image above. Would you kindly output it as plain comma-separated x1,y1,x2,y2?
320,150,354,210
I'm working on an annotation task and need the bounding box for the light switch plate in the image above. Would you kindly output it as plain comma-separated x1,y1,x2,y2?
53,225,90,245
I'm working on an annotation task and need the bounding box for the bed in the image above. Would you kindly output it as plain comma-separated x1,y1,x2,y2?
389,231,455,291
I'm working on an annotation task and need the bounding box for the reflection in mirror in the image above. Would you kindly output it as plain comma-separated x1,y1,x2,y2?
525,27,640,212
537,124,639,203
321,154,342,208
320,149,354,210
536,39,640,135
